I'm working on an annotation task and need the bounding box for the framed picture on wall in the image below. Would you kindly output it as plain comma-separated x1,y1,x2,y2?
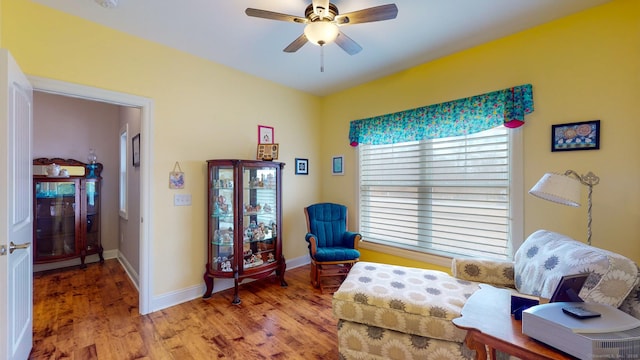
257,143,279,160
332,155,344,176
551,120,600,152
258,125,274,144
295,158,308,175
132,134,141,167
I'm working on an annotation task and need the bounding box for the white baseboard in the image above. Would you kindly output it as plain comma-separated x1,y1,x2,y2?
150,254,311,313
33,249,118,272
117,251,140,290
285,254,311,270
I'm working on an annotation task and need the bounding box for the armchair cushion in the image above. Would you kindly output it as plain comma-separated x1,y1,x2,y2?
314,247,360,262
306,203,348,246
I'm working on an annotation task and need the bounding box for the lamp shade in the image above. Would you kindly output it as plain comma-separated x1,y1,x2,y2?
529,172,581,207
304,21,339,46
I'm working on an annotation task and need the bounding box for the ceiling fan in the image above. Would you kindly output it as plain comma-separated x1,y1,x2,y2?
245,0,398,56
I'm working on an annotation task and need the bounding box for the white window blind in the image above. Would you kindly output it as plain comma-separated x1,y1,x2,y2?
359,126,517,260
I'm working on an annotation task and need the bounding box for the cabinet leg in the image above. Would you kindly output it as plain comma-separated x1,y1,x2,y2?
277,256,288,287
203,269,214,299
98,245,104,264
80,250,87,269
232,275,241,305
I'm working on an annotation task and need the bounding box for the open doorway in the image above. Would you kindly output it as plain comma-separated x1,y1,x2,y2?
28,76,153,315
33,91,139,278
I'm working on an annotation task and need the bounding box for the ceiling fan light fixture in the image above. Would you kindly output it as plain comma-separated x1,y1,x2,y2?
304,21,339,46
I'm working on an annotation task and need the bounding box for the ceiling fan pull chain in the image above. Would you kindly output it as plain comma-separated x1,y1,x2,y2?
320,42,325,72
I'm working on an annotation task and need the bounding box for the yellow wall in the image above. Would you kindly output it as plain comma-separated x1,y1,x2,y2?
1,0,322,295
321,0,640,265
358,248,450,273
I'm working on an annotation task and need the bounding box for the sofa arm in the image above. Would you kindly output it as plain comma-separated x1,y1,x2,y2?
452,258,515,288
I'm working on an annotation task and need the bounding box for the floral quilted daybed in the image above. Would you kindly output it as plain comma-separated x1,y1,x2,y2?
332,230,640,360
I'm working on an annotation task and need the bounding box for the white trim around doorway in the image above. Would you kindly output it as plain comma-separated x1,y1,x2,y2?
27,76,154,315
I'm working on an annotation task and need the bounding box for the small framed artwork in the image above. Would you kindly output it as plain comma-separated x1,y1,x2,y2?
169,171,184,189
295,158,308,175
258,125,274,144
132,134,141,167
257,143,279,160
169,162,184,189
332,155,344,176
552,120,600,152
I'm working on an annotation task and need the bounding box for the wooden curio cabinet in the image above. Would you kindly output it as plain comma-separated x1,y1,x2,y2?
203,159,286,304
33,158,104,268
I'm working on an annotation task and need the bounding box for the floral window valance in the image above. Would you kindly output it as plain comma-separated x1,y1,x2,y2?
349,84,533,146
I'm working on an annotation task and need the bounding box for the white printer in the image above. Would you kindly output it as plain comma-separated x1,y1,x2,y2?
522,301,640,360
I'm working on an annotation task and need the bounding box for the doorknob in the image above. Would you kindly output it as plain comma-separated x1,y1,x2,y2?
9,241,30,254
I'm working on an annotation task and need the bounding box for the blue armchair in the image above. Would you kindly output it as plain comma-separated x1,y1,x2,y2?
304,203,361,293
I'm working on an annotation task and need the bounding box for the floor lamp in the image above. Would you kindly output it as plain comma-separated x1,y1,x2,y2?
529,170,600,245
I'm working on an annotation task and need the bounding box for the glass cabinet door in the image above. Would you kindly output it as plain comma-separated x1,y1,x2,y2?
242,165,277,270
34,179,79,260
210,165,235,273
85,179,100,252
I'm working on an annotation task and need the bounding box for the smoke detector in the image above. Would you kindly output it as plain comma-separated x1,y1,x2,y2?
95,0,118,8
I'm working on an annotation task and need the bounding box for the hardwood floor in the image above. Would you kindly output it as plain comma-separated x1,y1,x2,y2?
31,259,339,359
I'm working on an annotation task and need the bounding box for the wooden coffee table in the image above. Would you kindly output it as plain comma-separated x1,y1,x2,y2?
452,284,577,360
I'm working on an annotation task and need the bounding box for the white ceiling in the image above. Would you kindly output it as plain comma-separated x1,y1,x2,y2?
32,0,612,96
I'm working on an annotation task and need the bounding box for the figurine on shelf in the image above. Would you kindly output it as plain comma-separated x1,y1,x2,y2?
267,253,275,263
244,204,262,214
221,233,232,245
263,203,272,213
252,255,263,266
243,254,264,268
253,227,265,241
249,222,267,240
221,259,232,272
217,195,230,214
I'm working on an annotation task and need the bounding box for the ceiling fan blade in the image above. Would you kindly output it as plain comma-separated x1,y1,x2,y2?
245,8,308,23
283,34,309,53
335,4,398,25
335,31,362,55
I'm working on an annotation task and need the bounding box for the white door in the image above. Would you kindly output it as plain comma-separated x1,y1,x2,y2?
0,49,34,360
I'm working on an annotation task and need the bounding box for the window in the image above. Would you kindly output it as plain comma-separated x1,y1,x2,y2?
119,124,128,219
358,126,522,260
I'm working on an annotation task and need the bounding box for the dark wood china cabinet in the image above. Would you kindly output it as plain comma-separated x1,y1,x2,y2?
33,158,104,268
203,159,286,304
